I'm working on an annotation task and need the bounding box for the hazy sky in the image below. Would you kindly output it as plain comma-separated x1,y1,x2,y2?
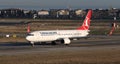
0,0,119,10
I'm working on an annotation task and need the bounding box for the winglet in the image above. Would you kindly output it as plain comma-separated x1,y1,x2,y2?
77,10,92,30
27,24,30,33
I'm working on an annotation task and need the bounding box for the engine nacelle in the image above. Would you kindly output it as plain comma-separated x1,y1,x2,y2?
63,38,71,45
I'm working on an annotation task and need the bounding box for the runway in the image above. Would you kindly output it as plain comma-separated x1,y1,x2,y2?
0,35,120,55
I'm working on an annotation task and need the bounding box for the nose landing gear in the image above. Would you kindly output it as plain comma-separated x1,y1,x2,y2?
30,42,34,47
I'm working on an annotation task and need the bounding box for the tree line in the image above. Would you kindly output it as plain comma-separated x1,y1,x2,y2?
0,8,120,20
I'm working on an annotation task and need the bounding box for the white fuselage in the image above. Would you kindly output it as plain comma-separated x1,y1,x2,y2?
26,30,89,42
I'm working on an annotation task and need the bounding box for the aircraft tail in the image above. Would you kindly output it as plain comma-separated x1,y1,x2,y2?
77,10,92,30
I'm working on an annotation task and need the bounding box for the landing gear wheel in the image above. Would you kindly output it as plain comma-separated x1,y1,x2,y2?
30,42,34,47
60,40,64,44
31,44,34,47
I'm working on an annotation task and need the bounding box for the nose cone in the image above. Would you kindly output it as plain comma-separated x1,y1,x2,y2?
26,36,31,41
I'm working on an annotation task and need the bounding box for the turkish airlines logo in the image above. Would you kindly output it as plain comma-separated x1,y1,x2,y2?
84,17,89,27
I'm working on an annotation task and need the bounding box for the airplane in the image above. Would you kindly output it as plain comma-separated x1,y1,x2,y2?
26,9,92,46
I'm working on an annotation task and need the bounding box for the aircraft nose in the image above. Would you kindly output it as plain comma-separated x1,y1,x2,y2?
26,36,31,41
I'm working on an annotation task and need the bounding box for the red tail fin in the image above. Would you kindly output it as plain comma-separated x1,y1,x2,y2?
27,24,30,33
77,10,92,30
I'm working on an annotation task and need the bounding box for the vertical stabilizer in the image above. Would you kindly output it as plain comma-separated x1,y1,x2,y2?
77,10,92,30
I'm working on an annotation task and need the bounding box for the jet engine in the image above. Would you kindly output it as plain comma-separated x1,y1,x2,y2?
61,38,71,45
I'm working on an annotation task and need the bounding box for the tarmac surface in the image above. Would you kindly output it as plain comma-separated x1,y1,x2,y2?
0,35,120,55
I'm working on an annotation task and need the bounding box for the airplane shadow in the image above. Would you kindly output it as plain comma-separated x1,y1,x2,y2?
0,42,56,46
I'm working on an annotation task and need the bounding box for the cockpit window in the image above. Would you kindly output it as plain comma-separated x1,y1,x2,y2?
27,33,34,36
